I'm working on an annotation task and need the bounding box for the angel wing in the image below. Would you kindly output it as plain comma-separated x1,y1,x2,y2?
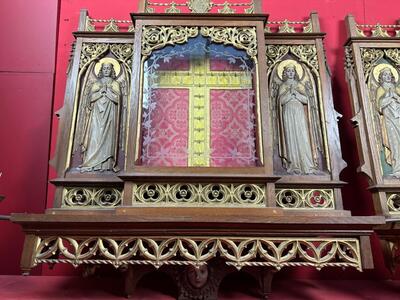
114,64,129,154
74,62,97,153
301,64,324,156
268,64,287,166
367,70,386,154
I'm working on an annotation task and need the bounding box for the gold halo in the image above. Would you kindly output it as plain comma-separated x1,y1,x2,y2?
94,57,121,77
277,59,303,80
373,63,398,82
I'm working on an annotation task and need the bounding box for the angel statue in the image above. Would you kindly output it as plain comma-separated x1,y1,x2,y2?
75,57,128,172
369,64,400,177
270,59,323,174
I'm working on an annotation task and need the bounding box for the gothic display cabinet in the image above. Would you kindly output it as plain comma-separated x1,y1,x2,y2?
345,15,400,273
11,2,382,298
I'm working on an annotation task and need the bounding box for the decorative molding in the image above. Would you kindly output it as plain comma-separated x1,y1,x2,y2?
33,236,362,271
344,46,355,77
132,183,266,206
142,26,257,58
356,23,400,38
276,189,335,209
62,187,123,208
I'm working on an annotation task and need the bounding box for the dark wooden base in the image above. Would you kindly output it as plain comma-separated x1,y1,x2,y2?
11,208,384,298
121,259,277,300
375,221,400,274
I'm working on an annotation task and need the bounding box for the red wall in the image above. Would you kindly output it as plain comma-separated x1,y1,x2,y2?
0,0,59,275
1,0,400,279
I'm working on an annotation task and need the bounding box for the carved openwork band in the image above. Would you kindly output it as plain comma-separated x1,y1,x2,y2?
62,187,123,208
33,236,362,271
132,183,265,206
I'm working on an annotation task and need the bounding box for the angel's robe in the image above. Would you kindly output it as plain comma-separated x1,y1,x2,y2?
377,82,400,176
278,79,317,174
80,77,120,171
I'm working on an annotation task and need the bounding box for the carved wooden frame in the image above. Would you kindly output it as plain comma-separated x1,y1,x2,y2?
345,14,400,274
266,12,347,210
345,15,400,218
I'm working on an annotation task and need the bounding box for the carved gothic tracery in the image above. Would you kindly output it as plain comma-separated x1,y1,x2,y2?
142,25,258,59
33,236,362,271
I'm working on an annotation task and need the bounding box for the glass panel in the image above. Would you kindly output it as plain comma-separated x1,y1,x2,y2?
140,35,259,167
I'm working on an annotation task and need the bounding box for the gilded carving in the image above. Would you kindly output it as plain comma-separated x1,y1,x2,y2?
142,25,257,58
33,236,362,271
278,20,295,33
266,45,318,71
360,48,385,78
62,187,123,208
371,24,390,38
142,26,199,58
276,189,334,209
165,2,180,13
188,0,212,13
200,27,257,58
387,193,400,213
132,183,265,206
218,2,235,14
303,20,313,33
103,19,119,32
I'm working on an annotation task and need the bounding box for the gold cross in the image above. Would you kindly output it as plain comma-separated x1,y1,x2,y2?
154,56,252,166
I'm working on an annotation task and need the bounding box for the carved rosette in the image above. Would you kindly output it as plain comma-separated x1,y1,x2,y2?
132,183,265,206
33,236,362,271
62,187,123,208
142,26,257,59
387,193,400,214
276,189,334,209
